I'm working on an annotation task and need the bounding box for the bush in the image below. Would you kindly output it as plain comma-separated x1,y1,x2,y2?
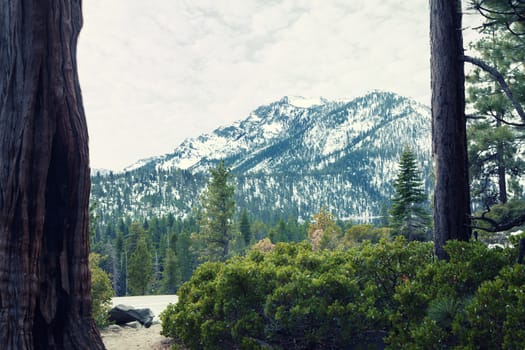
89,253,114,328
161,239,436,349
458,264,525,349
388,240,514,348
161,239,520,350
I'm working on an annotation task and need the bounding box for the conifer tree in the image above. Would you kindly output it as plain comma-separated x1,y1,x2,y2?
468,121,524,206
239,209,252,247
466,27,525,206
114,230,127,296
199,160,236,261
269,218,289,243
128,237,153,295
389,147,431,241
177,231,196,282
161,248,180,294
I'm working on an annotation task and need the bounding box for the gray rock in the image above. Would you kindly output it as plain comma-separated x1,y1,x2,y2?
108,304,155,328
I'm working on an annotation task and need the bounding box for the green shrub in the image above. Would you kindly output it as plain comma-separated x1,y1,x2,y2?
161,239,520,350
457,264,525,349
388,240,513,348
89,253,114,328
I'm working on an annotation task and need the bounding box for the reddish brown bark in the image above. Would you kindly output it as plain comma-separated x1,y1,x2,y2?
0,1,104,349
430,0,471,260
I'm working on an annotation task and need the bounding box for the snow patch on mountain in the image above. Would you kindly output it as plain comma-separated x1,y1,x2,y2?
285,96,327,108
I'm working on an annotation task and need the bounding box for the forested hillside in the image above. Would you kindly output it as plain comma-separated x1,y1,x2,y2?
91,91,432,227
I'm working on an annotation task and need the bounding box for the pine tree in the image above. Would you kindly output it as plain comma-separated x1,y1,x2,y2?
466,27,525,207
468,121,524,207
128,237,153,295
114,230,127,296
199,160,236,261
389,147,431,241
177,231,196,282
269,218,289,243
161,248,180,294
127,221,146,253
239,209,252,247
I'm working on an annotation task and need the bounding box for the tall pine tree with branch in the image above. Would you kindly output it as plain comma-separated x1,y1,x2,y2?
390,147,431,241
199,160,236,261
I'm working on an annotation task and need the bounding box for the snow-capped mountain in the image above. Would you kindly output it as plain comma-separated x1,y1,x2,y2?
91,91,432,224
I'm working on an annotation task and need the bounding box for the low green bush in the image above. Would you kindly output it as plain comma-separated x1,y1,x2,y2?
388,240,514,348
89,253,114,328
458,264,525,349
161,238,522,349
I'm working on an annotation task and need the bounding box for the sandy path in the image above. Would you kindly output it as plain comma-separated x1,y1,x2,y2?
101,323,173,350
101,295,178,350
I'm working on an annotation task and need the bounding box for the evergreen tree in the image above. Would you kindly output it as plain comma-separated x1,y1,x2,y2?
286,215,308,242
128,236,153,295
269,218,289,243
198,161,236,261
239,209,252,247
466,26,525,207
177,231,197,282
127,221,146,253
389,147,431,241
114,230,127,296
468,121,524,207
161,248,180,294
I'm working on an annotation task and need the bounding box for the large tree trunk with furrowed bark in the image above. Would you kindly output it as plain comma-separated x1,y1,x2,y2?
430,0,471,260
0,1,104,349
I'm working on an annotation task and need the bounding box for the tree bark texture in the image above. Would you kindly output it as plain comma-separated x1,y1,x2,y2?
430,0,471,260
0,1,104,349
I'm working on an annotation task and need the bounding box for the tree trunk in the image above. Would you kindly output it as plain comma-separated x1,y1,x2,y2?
496,120,508,204
430,0,471,260
0,1,105,349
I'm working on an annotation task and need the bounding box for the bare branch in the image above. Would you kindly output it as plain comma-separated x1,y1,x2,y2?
466,114,487,120
491,113,525,127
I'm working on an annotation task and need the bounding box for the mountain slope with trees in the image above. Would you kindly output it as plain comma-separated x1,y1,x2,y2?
91,91,432,226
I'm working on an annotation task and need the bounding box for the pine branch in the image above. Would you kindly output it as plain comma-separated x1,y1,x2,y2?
471,204,525,232
463,55,525,123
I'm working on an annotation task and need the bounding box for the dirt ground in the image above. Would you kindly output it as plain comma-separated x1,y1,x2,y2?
101,323,173,350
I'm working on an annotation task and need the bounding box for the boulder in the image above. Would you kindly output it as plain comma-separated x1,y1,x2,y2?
108,304,155,328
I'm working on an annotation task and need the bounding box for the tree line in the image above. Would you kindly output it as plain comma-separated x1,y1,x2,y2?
90,151,432,300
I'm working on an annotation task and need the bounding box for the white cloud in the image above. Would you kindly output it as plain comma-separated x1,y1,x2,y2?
79,0,480,170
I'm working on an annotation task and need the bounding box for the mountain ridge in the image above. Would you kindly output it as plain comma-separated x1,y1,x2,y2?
91,91,432,225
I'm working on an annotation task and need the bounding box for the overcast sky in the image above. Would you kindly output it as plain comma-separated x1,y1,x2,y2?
78,0,480,171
